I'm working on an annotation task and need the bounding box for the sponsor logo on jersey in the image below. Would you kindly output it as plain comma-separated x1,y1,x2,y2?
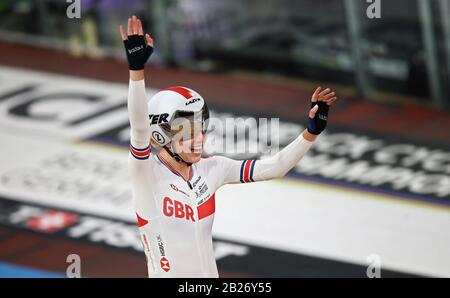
157,235,171,272
170,184,190,198
157,235,165,256
192,176,202,188
160,257,170,272
195,182,209,199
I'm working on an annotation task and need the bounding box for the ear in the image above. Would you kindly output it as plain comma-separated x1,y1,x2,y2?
172,140,184,154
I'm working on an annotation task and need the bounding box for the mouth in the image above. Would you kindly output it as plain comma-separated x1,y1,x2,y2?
191,145,202,154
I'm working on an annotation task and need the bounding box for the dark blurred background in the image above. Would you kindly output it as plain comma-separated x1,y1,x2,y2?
0,0,449,107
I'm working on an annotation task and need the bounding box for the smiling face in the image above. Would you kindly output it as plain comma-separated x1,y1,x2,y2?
171,130,206,164
170,118,207,164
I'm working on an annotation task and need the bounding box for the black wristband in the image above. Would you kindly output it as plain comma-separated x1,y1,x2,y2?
307,101,329,135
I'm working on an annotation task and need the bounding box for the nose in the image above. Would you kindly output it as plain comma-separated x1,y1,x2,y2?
193,130,204,145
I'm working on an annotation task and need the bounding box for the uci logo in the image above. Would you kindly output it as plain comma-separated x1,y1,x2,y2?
185,98,200,106
152,131,165,144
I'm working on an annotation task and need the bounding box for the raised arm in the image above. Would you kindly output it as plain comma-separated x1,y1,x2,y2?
120,16,154,154
253,86,337,180
121,17,174,277
217,87,338,185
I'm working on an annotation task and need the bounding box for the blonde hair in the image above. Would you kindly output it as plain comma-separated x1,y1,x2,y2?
150,138,162,150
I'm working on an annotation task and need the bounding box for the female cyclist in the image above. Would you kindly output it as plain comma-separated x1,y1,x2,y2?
120,16,338,278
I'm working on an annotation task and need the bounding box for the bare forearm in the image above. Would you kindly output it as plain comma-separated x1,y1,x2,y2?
130,70,145,81
302,129,318,142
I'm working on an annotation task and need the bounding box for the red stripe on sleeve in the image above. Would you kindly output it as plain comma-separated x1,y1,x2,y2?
243,160,252,183
130,146,151,157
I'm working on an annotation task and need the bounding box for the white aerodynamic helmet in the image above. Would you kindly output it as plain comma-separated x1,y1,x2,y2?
148,86,209,147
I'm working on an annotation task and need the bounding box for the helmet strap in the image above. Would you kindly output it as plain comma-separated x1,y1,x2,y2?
163,145,192,167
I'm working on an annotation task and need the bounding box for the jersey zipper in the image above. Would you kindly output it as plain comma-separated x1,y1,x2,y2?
186,180,193,190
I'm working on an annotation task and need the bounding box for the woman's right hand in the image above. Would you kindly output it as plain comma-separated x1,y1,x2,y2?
119,15,154,71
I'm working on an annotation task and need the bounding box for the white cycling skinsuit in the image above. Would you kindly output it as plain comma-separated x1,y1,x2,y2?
128,79,315,278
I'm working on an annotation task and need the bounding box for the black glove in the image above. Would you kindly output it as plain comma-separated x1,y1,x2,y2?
307,101,329,135
123,34,153,70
